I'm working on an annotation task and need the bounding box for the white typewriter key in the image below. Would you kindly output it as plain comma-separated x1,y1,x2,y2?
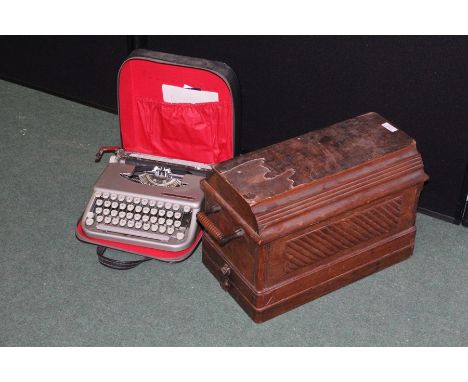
110,193,117,200
85,218,94,226
158,217,165,225
165,202,172,210
176,232,185,240
134,213,141,221
174,212,182,220
86,212,94,219
183,205,191,213
143,223,150,231
126,195,133,203
150,216,158,224
95,207,102,215
174,220,181,228
127,204,134,212
102,192,109,199
142,207,150,214
158,210,165,217
96,215,104,223
126,212,133,220
111,201,118,209
112,217,119,225
111,210,118,217
166,211,174,218
103,208,110,215
142,215,149,222
118,194,125,202
95,199,103,206
104,200,111,208
127,220,135,228
159,225,166,233
167,226,175,235
166,219,173,226
104,216,112,224
149,200,156,207
135,205,142,213
150,208,157,215
135,221,142,229
173,204,180,211
95,191,102,198
141,199,148,206
157,201,164,208
134,197,141,204
119,203,126,210
119,219,127,227
118,211,126,218
151,224,158,232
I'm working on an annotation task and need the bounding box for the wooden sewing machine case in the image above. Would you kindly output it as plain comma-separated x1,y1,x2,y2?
198,112,428,322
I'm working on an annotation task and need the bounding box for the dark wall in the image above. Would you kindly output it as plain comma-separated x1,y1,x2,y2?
0,36,467,222
0,35,129,112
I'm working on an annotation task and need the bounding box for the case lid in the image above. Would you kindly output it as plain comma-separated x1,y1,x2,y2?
207,112,428,240
118,49,239,164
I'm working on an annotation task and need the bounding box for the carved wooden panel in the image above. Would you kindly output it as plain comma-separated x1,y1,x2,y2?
284,197,403,273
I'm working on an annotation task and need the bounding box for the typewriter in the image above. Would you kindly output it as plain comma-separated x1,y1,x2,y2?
80,149,211,252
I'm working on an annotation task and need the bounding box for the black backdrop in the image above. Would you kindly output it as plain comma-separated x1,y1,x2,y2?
1,36,467,223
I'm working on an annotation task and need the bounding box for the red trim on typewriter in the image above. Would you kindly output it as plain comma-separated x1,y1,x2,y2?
76,223,203,262
118,59,233,164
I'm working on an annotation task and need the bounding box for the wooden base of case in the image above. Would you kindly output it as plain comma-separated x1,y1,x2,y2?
202,227,415,323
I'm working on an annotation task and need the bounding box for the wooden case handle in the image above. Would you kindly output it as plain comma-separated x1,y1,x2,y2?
197,211,244,246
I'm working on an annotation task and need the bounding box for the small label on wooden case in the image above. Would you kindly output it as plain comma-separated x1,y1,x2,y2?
382,122,398,132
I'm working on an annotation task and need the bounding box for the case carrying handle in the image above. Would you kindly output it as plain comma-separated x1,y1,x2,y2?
96,246,152,270
197,210,244,246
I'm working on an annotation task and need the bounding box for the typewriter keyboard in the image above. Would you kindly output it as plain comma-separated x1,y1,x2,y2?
83,191,197,250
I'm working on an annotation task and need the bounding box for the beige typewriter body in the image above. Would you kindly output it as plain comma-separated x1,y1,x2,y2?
81,151,210,252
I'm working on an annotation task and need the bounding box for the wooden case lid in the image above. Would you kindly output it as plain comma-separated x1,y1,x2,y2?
206,112,428,242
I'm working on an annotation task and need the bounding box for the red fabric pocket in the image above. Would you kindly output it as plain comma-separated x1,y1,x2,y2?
136,98,230,163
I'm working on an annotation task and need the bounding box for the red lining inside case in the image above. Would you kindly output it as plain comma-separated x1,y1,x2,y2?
118,59,233,164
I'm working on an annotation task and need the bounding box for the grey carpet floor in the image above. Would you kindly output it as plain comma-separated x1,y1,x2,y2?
0,79,466,346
